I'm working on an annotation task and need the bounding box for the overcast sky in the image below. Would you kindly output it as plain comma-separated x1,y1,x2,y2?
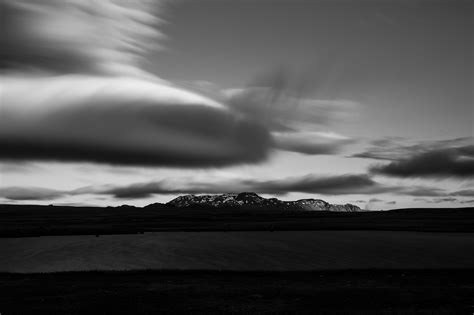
0,0,472,209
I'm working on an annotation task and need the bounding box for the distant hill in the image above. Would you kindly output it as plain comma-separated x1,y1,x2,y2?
159,192,361,212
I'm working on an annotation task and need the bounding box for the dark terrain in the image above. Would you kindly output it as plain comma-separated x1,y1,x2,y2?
2,201,473,314
1,203,473,237
1,270,473,314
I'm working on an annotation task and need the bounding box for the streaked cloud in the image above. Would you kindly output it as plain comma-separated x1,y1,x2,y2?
0,186,66,200
2,173,473,203
272,131,355,155
352,137,471,161
0,0,272,167
225,87,360,132
1,0,165,76
370,145,474,178
0,75,271,167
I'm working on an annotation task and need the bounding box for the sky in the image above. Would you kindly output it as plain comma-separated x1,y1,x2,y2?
0,0,472,210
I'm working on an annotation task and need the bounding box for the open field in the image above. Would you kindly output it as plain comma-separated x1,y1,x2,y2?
1,270,474,314
1,204,473,237
2,231,474,273
2,206,473,313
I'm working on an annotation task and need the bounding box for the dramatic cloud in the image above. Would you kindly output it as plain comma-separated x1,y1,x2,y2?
0,0,272,167
0,75,271,167
0,174,386,200
81,174,392,199
94,176,473,200
352,137,471,161
2,173,471,202
0,186,66,201
370,145,474,178
220,69,360,155
354,137,474,178
1,0,165,76
225,86,360,131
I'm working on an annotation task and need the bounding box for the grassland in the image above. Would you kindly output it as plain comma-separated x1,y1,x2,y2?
2,205,473,313
1,270,474,314
1,204,473,237
2,231,474,273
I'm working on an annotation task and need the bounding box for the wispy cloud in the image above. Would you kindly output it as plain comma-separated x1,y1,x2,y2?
1,0,165,76
272,131,355,155
352,137,471,161
0,186,66,200
0,75,271,167
352,137,473,178
0,0,272,167
2,173,472,202
370,145,474,178
78,175,474,200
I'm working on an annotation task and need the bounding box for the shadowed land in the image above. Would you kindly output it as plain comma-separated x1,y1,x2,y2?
2,205,473,313
1,204,473,237
2,231,474,273
1,270,474,314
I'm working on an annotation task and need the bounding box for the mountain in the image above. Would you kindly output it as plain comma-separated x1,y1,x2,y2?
165,192,361,212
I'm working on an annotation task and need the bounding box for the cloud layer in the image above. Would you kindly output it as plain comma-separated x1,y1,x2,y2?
0,0,273,167
1,0,165,76
272,131,355,155
353,137,474,178
222,70,360,155
371,145,474,178
0,186,66,201
0,75,271,167
2,172,472,202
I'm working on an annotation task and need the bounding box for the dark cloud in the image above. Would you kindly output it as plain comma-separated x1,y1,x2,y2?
0,0,273,168
256,174,390,195
0,187,65,201
370,145,474,178
98,176,471,200
352,137,471,161
450,189,474,197
2,173,471,202
1,1,357,168
0,76,271,167
0,0,164,76
91,174,392,199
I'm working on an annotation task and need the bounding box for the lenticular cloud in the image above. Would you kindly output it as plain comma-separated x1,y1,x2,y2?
0,0,272,167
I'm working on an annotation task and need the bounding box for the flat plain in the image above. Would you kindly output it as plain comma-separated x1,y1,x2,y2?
1,205,473,314
1,231,474,273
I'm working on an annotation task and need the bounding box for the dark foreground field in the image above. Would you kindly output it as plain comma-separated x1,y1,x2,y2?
1,204,473,237
1,270,474,314
3,231,474,272
2,205,473,314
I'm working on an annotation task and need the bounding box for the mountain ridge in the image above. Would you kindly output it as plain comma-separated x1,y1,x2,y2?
161,192,361,212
